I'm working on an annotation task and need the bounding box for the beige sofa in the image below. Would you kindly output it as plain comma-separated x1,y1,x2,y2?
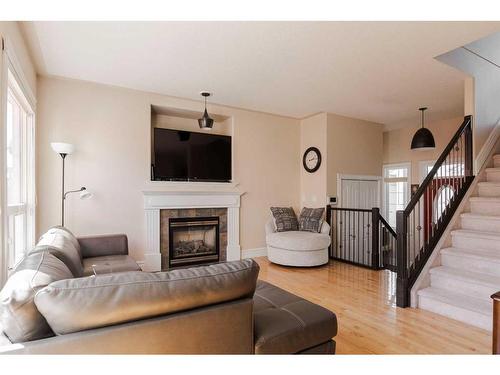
0,227,337,354
265,218,331,267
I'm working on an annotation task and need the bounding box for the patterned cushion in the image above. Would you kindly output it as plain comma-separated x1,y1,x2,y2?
298,207,325,233
270,207,299,232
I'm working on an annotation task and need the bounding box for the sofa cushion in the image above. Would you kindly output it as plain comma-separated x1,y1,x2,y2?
0,252,73,343
46,226,82,260
270,207,299,232
298,207,325,233
30,229,84,277
34,259,260,335
266,231,330,251
253,280,337,354
82,255,141,276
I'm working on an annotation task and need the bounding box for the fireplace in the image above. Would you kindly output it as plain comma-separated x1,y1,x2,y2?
168,216,220,268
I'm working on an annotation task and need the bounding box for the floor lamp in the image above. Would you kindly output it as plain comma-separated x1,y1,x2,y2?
51,142,93,227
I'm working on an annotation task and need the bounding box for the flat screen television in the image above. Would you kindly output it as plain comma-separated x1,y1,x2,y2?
152,128,232,182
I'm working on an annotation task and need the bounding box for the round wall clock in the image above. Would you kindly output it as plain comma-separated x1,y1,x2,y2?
303,147,322,173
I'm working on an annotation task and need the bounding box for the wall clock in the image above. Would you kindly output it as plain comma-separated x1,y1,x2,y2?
303,147,322,173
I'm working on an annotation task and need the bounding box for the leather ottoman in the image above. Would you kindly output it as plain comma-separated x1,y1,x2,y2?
253,280,337,354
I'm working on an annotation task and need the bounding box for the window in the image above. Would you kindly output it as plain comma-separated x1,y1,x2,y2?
4,70,35,270
434,185,454,224
383,164,410,228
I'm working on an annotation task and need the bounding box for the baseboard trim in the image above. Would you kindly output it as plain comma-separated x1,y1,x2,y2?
241,247,267,259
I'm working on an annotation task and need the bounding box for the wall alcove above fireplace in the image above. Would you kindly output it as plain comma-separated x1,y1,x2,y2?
150,105,234,184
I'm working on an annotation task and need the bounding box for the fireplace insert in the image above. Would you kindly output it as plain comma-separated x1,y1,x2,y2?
168,216,220,268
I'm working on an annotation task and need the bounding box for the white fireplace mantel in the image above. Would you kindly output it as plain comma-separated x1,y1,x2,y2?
142,190,243,271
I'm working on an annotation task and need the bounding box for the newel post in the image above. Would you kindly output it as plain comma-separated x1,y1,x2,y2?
371,207,380,269
396,210,409,307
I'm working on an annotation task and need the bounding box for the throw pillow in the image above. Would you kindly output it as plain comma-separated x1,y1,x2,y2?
298,207,325,233
270,207,299,232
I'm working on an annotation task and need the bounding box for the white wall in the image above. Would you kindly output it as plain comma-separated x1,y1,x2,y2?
437,40,500,161
36,76,301,260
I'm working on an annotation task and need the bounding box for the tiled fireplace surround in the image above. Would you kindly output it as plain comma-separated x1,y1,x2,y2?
142,191,242,272
160,208,228,270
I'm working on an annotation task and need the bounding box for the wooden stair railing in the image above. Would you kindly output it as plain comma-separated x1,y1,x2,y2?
396,116,474,307
493,291,500,354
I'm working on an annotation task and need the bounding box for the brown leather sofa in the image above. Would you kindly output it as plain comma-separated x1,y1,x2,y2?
0,227,337,354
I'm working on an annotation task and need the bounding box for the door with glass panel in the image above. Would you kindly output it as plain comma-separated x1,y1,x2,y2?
4,70,35,272
383,164,410,269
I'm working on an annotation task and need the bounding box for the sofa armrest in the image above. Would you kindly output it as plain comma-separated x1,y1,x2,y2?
320,221,331,235
2,299,254,354
77,234,128,258
265,218,276,236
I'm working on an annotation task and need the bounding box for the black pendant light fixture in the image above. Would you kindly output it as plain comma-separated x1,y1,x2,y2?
411,107,435,150
198,92,214,129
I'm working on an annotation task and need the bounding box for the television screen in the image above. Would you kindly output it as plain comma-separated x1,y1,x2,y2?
152,128,232,182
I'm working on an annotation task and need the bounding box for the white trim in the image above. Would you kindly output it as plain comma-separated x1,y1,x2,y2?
142,190,243,271
382,163,411,225
475,119,500,173
336,173,382,209
0,38,7,286
242,247,267,259
3,38,35,110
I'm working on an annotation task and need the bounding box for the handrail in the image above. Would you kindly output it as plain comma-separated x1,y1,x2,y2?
396,115,474,307
404,115,472,215
379,214,396,237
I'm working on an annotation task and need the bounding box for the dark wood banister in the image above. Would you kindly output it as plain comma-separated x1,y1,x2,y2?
379,214,396,237
396,115,474,307
404,115,473,215
493,292,500,354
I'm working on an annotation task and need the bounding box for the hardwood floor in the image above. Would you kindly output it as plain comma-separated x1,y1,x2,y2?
254,257,492,354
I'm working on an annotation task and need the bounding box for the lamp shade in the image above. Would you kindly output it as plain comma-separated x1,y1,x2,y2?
79,188,93,200
198,109,214,129
411,128,435,150
51,142,75,155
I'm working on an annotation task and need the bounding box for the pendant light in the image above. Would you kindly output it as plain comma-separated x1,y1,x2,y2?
198,92,214,129
411,107,435,150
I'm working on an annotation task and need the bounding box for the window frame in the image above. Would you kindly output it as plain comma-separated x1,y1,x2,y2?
0,36,36,285
382,162,411,228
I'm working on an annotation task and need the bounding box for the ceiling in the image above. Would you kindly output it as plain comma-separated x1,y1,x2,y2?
21,21,500,129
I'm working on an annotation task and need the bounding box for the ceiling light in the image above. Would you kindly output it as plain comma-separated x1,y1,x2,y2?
411,107,435,151
198,92,214,129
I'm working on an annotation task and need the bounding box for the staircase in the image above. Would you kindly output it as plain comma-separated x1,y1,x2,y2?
417,154,500,331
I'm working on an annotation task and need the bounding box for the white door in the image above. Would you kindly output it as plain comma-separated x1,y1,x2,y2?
340,179,379,208
339,179,379,265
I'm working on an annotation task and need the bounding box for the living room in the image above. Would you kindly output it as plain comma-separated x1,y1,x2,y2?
2,0,500,371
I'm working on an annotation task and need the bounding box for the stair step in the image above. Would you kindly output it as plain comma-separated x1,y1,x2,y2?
451,228,500,252
486,167,500,182
493,154,500,168
460,213,500,232
469,197,500,216
417,287,492,331
441,247,500,276
478,182,500,197
429,266,500,301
